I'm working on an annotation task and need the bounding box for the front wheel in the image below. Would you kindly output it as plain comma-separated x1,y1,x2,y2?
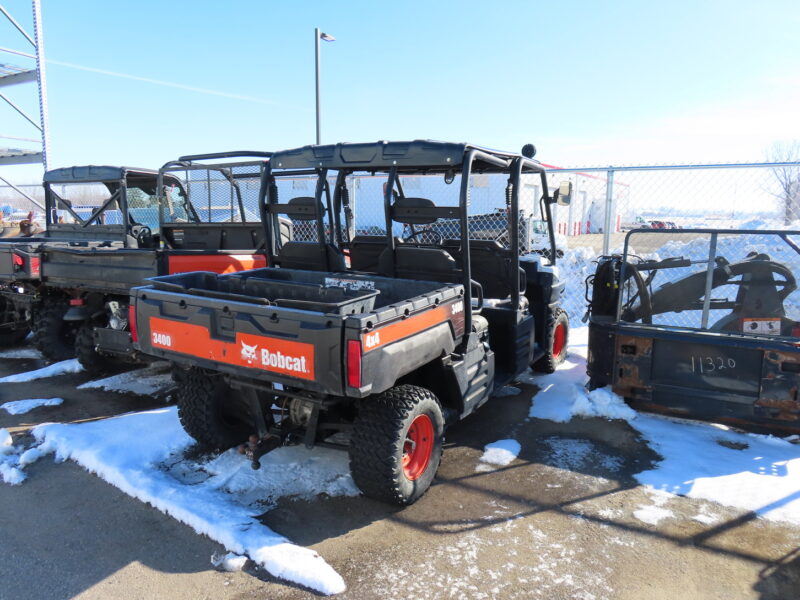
349,384,444,505
532,307,569,373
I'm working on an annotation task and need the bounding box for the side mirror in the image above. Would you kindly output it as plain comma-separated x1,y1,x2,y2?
556,181,572,206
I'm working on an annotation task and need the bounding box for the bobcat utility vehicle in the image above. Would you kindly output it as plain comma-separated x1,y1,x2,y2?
0,152,280,370
587,228,800,433
131,140,571,504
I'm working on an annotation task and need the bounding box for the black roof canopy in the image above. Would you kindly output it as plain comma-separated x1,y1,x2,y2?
44,165,178,185
270,140,544,173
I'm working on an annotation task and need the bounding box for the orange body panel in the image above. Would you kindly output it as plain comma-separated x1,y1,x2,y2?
167,254,267,275
149,317,315,380
361,299,465,353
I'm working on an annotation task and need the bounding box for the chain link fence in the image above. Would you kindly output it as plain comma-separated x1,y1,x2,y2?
3,161,800,327
536,161,800,323
165,162,265,225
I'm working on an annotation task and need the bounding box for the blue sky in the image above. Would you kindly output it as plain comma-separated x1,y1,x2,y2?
2,0,799,181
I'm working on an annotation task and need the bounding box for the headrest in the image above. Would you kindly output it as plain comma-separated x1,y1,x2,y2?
285,196,323,221
391,197,437,225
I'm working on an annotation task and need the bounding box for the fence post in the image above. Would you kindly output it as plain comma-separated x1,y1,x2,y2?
602,169,615,255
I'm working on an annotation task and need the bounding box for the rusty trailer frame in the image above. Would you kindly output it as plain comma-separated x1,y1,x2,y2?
587,228,800,433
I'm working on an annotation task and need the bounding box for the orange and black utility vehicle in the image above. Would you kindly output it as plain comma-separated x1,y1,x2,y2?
0,152,282,370
130,140,571,504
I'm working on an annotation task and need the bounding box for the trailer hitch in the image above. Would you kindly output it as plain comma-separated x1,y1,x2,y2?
236,386,283,469
237,433,282,470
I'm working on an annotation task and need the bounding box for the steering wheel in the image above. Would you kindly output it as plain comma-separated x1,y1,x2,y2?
403,228,444,246
133,225,152,247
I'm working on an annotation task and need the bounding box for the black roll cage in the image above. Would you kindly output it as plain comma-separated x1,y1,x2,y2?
156,151,273,244
260,142,555,333
44,166,184,248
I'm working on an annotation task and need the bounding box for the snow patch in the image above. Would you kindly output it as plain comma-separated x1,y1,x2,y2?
0,431,25,484
26,407,348,594
477,439,521,470
0,359,83,383
692,512,720,525
0,461,25,485
633,504,674,526
0,347,42,360
1,397,64,415
632,415,800,526
530,326,800,526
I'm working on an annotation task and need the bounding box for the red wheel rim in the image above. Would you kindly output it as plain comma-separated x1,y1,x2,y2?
402,414,434,481
553,323,567,358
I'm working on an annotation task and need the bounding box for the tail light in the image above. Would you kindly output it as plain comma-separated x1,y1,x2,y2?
346,339,362,388
11,254,23,270
128,304,138,343
29,257,40,277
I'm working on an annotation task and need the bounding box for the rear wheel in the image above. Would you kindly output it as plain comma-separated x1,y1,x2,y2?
0,296,29,346
32,298,79,362
75,324,120,375
532,307,569,374
349,384,444,505
177,367,252,451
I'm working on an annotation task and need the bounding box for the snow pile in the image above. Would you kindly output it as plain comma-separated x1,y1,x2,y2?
531,383,636,424
525,328,636,423
477,439,521,470
1,397,64,415
529,326,800,526
78,362,173,396
0,359,83,383
557,229,800,325
12,407,350,594
553,246,598,322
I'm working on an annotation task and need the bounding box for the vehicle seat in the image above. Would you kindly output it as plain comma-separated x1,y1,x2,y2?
273,196,346,272
448,239,526,301
377,196,461,282
277,241,346,272
348,235,401,272
377,245,461,282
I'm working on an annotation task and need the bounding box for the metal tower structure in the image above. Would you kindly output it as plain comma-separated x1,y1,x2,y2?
0,0,49,170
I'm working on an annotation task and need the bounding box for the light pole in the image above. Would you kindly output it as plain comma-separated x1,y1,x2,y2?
315,28,335,145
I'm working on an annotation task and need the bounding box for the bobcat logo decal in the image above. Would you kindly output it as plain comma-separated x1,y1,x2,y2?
240,341,258,364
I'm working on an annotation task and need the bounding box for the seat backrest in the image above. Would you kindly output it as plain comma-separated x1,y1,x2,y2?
446,239,520,299
348,235,400,272
378,245,460,282
277,241,346,272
